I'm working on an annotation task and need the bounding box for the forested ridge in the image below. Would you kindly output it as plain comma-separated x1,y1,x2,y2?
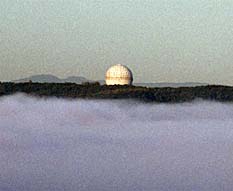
0,82,233,102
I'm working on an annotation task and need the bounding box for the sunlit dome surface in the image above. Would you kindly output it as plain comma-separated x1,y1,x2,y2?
105,64,133,85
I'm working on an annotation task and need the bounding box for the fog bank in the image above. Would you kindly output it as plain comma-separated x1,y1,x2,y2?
0,94,233,191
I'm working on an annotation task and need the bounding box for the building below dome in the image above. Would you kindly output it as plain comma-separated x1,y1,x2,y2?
105,64,133,85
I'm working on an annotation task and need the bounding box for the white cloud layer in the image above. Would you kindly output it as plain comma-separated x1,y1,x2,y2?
0,94,233,191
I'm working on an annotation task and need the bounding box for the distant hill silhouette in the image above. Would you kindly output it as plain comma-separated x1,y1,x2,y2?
13,74,90,84
134,82,208,87
13,74,208,87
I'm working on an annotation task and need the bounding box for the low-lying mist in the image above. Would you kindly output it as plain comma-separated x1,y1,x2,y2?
0,94,233,191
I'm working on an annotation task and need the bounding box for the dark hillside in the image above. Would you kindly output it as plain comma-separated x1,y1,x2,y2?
0,82,232,102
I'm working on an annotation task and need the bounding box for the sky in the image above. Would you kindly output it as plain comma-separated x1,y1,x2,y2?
0,0,232,85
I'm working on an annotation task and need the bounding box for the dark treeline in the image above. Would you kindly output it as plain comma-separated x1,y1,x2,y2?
0,82,233,102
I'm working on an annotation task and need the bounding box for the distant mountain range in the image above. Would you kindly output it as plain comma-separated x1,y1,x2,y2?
13,74,90,84
134,82,208,87
13,74,208,87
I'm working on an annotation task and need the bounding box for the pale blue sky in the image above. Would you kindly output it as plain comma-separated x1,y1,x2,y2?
0,0,232,84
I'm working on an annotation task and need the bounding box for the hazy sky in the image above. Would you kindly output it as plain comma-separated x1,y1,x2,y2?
0,0,232,84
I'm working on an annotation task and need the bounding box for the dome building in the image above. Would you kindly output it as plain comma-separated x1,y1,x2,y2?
105,64,133,85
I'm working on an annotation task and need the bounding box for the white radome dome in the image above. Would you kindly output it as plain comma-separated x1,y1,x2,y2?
105,64,133,85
